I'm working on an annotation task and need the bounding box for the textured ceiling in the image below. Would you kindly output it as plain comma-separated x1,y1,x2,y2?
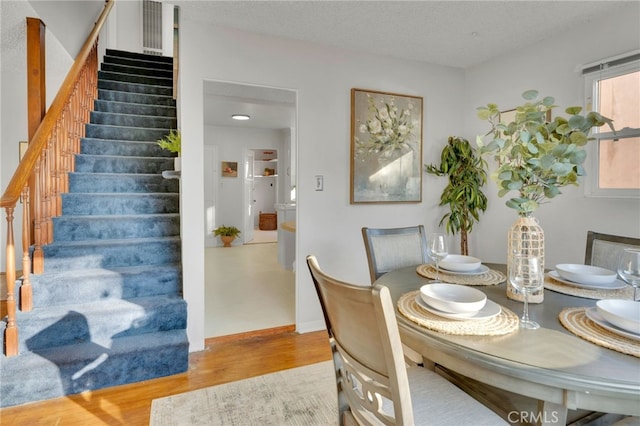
180,0,636,129
178,0,632,69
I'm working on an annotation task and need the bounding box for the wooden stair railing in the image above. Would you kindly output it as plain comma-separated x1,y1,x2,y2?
0,0,114,357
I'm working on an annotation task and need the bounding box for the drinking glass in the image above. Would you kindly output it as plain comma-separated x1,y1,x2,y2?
617,248,640,301
509,254,544,329
428,233,448,282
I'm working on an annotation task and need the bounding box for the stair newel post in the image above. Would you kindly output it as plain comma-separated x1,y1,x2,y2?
20,187,33,311
4,206,19,356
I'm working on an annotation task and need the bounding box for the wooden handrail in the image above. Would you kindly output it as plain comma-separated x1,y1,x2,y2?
2,0,114,357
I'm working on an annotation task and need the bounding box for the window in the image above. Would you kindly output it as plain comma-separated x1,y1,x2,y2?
583,51,640,198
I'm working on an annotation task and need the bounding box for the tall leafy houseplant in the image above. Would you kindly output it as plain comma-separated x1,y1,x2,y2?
476,90,614,214
424,136,488,256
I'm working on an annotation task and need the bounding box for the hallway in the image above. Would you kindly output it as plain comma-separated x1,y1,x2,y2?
204,240,295,338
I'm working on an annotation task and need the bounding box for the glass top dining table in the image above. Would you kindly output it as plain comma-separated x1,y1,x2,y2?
376,263,640,424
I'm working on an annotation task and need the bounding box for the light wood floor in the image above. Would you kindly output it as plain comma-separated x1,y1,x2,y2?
0,329,332,426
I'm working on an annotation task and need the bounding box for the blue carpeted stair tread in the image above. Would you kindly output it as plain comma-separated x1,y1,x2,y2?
75,153,175,174
90,110,177,129
61,192,179,215
98,79,173,96
98,89,175,106
53,213,180,241
9,295,187,352
93,99,176,117
24,263,182,307
101,62,174,79
68,172,179,193
103,54,174,71
85,123,170,141
80,137,174,157
0,329,188,407
41,236,181,270
98,70,173,87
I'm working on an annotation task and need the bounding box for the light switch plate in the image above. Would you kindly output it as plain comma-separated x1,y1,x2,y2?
315,175,324,191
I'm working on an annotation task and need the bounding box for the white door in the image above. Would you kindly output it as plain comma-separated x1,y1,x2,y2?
243,150,255,243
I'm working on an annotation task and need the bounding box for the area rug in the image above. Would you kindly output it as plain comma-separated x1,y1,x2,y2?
149,361,338,425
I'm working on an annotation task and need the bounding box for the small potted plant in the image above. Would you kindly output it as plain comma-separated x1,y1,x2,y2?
213,225,241,247
156,129,181,171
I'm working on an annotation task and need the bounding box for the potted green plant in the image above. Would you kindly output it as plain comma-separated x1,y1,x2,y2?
476,89,614,302
156,129,181,171
213,225,241,247
424,136,488,256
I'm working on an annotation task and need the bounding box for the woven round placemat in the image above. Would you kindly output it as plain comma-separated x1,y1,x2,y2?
544,274,634,300
397,291,519,336
559,307,640,358
416,264,506,286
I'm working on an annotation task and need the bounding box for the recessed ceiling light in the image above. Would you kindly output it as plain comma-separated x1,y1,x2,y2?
232,114,251,121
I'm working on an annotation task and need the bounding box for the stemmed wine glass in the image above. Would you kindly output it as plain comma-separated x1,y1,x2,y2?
509,254,544,329
617,248,640,301
428,233,448,282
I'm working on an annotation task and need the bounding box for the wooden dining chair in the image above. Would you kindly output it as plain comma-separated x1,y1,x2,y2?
307,255,507,426
362,225,430,283
585,231,640,271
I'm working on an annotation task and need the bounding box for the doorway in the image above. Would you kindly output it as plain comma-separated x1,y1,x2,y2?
202,81,297,338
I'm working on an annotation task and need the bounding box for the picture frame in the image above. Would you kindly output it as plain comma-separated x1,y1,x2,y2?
221,161,238,177
350,88,423,204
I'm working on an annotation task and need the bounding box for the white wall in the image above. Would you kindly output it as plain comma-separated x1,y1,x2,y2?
179,17,465,350
463,2,640,268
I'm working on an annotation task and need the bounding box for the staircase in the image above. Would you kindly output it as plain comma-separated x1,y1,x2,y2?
0,49,187,408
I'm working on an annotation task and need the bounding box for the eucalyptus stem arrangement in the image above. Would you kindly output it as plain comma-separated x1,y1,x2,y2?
476,90,614,215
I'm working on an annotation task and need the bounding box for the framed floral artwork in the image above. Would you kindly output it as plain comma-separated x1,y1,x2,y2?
350,88,423,203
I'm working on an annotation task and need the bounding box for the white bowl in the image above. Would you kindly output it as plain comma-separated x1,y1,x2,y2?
596,299,640,335
439,255,482,272
420,283,487,314
554,264,617,285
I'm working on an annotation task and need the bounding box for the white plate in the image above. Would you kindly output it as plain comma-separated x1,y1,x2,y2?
596,299,640,334
547,271,627,290
416,296,501,321
439,264,490,276
585,307,640,342
420,283,487,313
555,264,617,285
439,255,482,272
